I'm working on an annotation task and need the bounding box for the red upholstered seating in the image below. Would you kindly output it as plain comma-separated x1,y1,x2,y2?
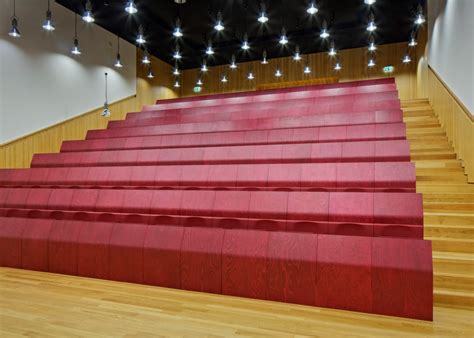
0,79,432,321
0,218,432,320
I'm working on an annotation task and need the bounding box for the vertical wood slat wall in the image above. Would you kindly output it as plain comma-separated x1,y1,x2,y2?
427,67,474,182
179,41,424,100
0,50,178,169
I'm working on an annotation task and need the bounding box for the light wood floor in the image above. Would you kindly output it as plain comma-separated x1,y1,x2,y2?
1,267,473,337
1,99,473,337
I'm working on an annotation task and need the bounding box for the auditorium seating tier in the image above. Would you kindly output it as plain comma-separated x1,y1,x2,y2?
0,79,432,320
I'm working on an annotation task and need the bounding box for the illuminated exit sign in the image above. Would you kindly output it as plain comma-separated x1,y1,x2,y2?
383,65,395,74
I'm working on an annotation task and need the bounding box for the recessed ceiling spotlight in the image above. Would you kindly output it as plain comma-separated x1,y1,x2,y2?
173,18,183,37
82,0,94,23
366,12,377,32
125,1,138,14
42,0,55,31
9,0,20,38
214,11,224,31
279,27,288,45
258,2,269,23
136,25,146,44
415,4,426,25
306,1,318,15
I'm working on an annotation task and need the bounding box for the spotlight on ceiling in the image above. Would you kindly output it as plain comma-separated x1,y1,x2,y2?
201,60,209,72
368,57,376,68
258,2,269,23
42,0,55,31
403,53,412,63
173,45,182,59
408,31,418,47
173,18,183,37
230,54,237,69
415,4,426,25
221,75,228,83
82,0,94,23
320,20,329,39
125,1,138,14
241,33,250,50
279,27,288,45
9,0,20,38
205,40,214,55
306,1,318,15
136,25,146,44
364,0,376,5
247,70,255,80
334,61,342,71
366,12,377,32
304,66,312,74
261,50,269,64
147,69,154,79
275,68,282,77
214,11,224,31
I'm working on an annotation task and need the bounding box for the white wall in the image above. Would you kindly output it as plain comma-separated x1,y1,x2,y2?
427,0,474,114
0,0,136,143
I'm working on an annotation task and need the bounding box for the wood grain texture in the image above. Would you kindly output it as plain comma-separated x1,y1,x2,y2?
180,42,424,100
0,49,178,169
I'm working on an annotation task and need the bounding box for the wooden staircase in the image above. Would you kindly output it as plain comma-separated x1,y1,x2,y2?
402,99,474,310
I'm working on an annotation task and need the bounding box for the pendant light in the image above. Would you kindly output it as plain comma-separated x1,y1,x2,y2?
258,2,269,23
214,11,224,31
230,54,237,69
221,74,228,83
275,67,282,77
201,60,209,72
101,73,111,117
279,27,288,45
408,31,418,47
8,0,21,38
147,68,155,79
368,35,377,51
261,50,269,64
320,20,329,39
306,1,318,15
42,0,55,31
328,40,337,56
304,65,312,74
415,4,426,25
334,59,342,71
293,45,302,61
366,12,377,32
173,62,180,76
136,25,146,44
205,39,214,55
115,36,123,68
241,33,250,50
173,44,182,60
141,49,151,64
173,18,183,37
71,13,81,55
125,1,138,14
402,53,412,64
82,0,94,23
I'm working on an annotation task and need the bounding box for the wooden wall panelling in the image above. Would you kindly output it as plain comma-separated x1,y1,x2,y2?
180,41,424,100
0,49,178,169
427,67,474,182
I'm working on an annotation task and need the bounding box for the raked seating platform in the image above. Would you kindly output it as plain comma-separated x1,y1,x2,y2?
0,79,433,320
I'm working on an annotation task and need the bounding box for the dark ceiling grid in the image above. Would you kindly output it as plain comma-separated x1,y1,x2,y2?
56,0,425,70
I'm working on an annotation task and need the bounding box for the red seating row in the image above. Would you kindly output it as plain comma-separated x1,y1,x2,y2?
145,82,397,112
131,92,399,122
0,162,416,191
116,101,400,130
151,79,395,105
62,123,406,153
0,217,432,320
32,140,410,168
87,110,403,140
0,188,423,225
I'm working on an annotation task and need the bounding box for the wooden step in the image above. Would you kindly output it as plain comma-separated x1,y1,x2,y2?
401,98,430,107
423,203,474,213
434,273,474,292
433,252,474,276
424,213,474,226
411,153,457,160
425,225,474,239
414,160,463,169
417,184,474,194
422,193,474,203
434,288,474,309
428,237,474,254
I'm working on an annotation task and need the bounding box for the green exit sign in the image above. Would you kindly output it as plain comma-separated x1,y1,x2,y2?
383,65,395,74
193,86,202,93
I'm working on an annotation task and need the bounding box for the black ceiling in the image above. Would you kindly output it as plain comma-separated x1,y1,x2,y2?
56,0,426,70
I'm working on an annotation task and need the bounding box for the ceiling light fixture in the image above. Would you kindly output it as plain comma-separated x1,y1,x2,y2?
415,4,426,25
221,74,228,83
334,61,342,71
102,72,111,117
115,36,123,68
214,11,224,31
201,60,208,72
320,20,329,39
328,41,337,56
366,12,377,32
408,31,418,47
173,62,180,75
136,25,146,44
402,53,412,63
261,50,269,64
125,1,138,14
275,68,282,77
304,66,312,74
368,57,376,68
141,49,151,64
42,0,55,31
71,13,81,55
8,0,20,38
196,78,203,86
279,27,288,45
82,0,94,23
173,45,182,59
293,45,302,61
241,33,250,50
230,54,237,69
247,69,255,80
173,18,183,38
147,68,154,79
258,2,269,23
364,0,376,5
306,1,318,15
368,35,377,51
205,39,214,55
174,80,180,88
